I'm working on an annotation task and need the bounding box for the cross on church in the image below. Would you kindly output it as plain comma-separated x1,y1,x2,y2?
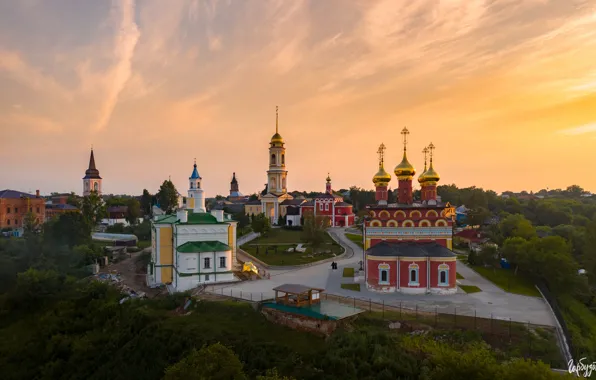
377,143,386,166
422,146,429,166
428,142,435,162
401,127,410,151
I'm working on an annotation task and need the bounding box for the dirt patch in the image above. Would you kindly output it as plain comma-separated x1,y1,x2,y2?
98,249,162,298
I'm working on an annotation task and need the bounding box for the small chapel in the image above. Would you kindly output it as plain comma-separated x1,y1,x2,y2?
364,128,457,294
148,160,238,292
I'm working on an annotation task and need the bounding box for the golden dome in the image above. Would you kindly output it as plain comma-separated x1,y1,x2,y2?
423,164,440,183
270,132,284,144
394,152,416,179
373,166,391,186
326,173,331,182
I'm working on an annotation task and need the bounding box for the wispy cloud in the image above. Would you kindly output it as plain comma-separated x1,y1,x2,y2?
560,123,596,135
92,0,140,132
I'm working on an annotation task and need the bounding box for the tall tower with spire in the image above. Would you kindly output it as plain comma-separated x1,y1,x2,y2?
187,159,205,213
83,148,102,196
325,173,332,194
267,106,288,195
419,143,440,202
372,143,391,205
394,127,416,205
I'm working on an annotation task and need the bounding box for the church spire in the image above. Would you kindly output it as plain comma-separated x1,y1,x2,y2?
276,105,279,134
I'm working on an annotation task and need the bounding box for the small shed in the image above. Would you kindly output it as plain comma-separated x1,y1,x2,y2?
272,284,324,307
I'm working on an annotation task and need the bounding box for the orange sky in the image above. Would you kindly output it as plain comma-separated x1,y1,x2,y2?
1,0,596,196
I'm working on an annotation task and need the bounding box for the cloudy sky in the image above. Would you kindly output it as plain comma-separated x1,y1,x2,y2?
1,0,596,197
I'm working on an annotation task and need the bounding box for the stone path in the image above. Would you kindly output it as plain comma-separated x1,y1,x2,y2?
208,228,556,326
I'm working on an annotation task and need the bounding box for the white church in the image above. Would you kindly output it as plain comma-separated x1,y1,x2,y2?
147,161,238,292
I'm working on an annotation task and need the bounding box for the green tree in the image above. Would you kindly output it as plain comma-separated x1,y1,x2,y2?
157,180,179,214
82,191,106,227
257,369,295,380
466,207,491,227
66,192,81,209
501,237,530,275
163,343,247,380
46,212,91,248
251,213,271,236
23,211,40,237
140,189,153,216
125,198,141,226
301,215,328,250
478,245,500,269
499,214,536,242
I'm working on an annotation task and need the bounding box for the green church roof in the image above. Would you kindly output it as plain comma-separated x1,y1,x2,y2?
153,210,224,225
177,241,231,253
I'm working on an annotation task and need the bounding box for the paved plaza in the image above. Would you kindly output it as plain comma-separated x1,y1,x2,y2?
209,228,556,326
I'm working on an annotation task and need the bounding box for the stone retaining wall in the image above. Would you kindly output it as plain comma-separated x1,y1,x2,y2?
260,307,338,336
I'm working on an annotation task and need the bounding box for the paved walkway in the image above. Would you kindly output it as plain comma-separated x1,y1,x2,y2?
210,228,556,326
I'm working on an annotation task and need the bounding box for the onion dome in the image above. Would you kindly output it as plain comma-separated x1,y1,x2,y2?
326,173,331,182
423,164,440,183
394,152,416,179
271,132,284,144
373,166,392,187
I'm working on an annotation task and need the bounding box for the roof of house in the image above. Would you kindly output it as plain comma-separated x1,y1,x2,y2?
229,191,244,197
154,210,222,225
335,202,352,207
0,189,38,199
48,204,78,210
272,284,324,294
177,240,231,253
107,206,128,213
366,241,456,258
454,229,483,241
245,200,261,205
301,201,315,207
280,199,306,206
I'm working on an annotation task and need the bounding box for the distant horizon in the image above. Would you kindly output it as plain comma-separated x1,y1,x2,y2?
2,1,596,195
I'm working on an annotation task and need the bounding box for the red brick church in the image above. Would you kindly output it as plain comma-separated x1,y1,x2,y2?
298,174,356,227
364,128,457,294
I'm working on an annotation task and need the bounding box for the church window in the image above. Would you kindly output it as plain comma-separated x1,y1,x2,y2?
15,208,18,213
271,154,276,165
205,274,210,281
438,263,449,286
319,203,323,211
6,208,10,214
378,263,390,285
408,263,419,286
281,154,285,165
7,220,10,226
204,257,211,269
36,207,40,213
219,257,226,268
325,203,329,211
94,182,99,191
190,182,194,189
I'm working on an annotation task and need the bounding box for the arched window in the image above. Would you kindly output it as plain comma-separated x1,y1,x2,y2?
190,182,194,189
271,154,276,165
438,263,449,286
378,263,390,285
281,154,285,165
93,182,99,191
408,263,419,286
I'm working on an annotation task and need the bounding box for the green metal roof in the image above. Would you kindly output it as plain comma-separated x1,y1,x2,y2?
177,240,232,253
153,211,223,225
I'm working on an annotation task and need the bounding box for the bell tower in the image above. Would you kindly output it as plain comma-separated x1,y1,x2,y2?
83,148,102,196
267,106,288,195
187,159,205,213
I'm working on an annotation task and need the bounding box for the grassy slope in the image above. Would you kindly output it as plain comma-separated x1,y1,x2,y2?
470,265,541,297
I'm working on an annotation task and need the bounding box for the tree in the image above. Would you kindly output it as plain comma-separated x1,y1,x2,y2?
257,369,295,380
66,192,81,209
140,189,153,216
125,198,141,226
466,207,491,227
157,180,179,214
251,213,270,236
501,237,530,275
82,191,106,227
46,212,91,248
301,215,328,250
499,214,536,241
23,211,40,238
478,245,500,269
163,343,247,380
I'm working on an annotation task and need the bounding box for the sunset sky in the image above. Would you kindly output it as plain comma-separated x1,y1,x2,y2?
1,0,596,197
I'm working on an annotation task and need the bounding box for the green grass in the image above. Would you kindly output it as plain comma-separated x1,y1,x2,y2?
345,233,364,248
456,254,468,262
456,272,465,280
240,243,340,266
471,266,541,297
242,229,343,266
343,267,355,277
341,283,361,291
459,285,482,293
249,228,322,244
137,240,151,249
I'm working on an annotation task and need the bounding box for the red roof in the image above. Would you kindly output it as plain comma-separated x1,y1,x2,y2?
455,229,484,242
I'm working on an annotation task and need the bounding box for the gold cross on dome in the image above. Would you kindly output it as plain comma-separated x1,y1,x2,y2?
377,143,386,165
401,127,410,149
